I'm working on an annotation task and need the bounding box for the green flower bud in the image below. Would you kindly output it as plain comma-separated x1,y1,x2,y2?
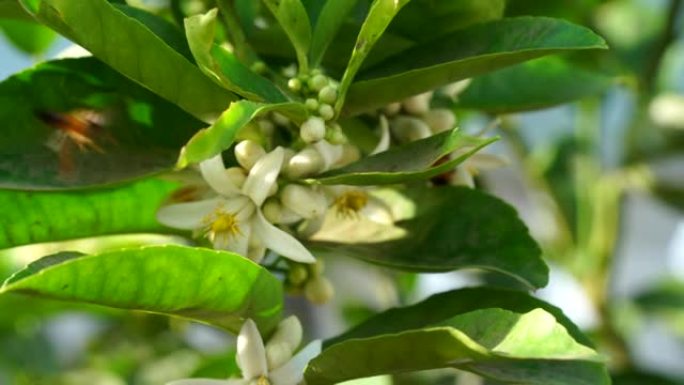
235,140,266,170
318,104,335,121
308,74,328,92
300,116,326,143
287,78,302,92
318,85,337,104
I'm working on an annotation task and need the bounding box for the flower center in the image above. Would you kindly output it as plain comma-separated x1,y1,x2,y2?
253,375,270,385
203,206,242,247
334,190,369,218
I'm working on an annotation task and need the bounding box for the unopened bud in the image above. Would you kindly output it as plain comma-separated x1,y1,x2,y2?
282,184,328,219
287,78,302,92
285,148,324,178
318,104,335,121
391,116,432,142
382,102,402,116
300,116,326,143
262,198,283,223
337,144,361,167
305,276,335,305
235,140,266,170
271,112,290,126
257,120,275,136
423,108,456,134
305,98,319,111
269,315,303,351
251,61,267,74
225,167,247,189
402,91,433,115
311,258,325,275
288,264,309,286
325,123,347,145
318,85,337,104
265,342,294,370
308,74,328,91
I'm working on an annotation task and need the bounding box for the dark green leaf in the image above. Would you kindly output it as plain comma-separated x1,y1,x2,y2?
185,9,287,102
1,245,284,333
635,279,684,313
0,58,204,189
0,19,56,55
262,0,312,71
311,187,548,289
343,17,608,115
335,0,410,114
309,0,359,67
307,305,607,384
612,370,683,385
19,0,236,121
458,56,614,113
178,100,308,167
388,0,505,42
311,128,496,185
0,178,179,250
0,0,31,20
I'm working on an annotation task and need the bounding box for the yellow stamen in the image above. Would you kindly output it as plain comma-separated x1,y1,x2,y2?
202,206,242,246
334,190,369,219
255,375,270,385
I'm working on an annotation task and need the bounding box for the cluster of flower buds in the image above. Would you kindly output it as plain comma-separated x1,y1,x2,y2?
383,90,458,143
286,259,335,305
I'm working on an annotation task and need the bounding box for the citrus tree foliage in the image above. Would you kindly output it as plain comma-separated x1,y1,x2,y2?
4,0,677,384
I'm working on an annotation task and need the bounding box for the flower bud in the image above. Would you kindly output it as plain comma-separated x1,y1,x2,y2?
313,140,343,171
382,102,402,116
262,198,283,223
257,119,275,136
305,276,335,305
287,78,302,92
271,112,290,126
305,98,319,111
402,91,433,115
390,116,432,142
423,108,456,134
285,148,325,178
281,184,328,219
235,140,266,170
337,144,361,167
270,315,303,351
300,116,326,143
250,61,267,74
225,167,247,189
288,264,309,286
318,85,337,104
265,342,293,370
650,93,684,129
318,104,335,121
308,74,328,91
311,258,325,275
325,123,347,145
442,79,472,100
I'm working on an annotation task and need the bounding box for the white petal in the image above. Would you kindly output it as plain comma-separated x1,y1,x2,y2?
269,340,322,385
313,140,343,171
253,210,315,263
156,198,223,230
166,379,243,385
242,147,284,206
371,115,390,155
200,155,242,196
214,221,251,257
266,316,303,354
236,319,268,380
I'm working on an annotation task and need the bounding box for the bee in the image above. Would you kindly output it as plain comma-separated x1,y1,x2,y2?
37,109,113,179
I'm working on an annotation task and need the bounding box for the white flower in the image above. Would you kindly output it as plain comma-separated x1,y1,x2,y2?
326,186,394,226
167,317,321,385
157,148,315,264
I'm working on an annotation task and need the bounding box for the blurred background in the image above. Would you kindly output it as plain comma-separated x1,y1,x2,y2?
1,0,684,384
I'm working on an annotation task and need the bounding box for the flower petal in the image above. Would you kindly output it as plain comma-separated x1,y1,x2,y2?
156,198,223,230
470,153,508,170
200,155,242,196
166,379,243,385
213,220,251,257
313,140,343,171
371,115,390,155
242,147,284,206
236,319,268,380
269,340,322,385
253,210,316,264
452,167,475,188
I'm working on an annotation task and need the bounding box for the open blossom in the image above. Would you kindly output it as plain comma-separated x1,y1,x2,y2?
167,317,321,385
157,148,315,264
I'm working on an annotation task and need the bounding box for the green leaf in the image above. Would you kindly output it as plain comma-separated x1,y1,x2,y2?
0,0,31,20
262,0,312,71
458,56,615,113
310,187,548,289
387,0,505,42
178,100,308,167
343,16,608,115
309,0,359,67
635,279,684,313
0,19,57,55
0,58,205,189
184,9,287,102
611,370,683,385
310,128,496,185
307,303,607,384
335,0,410,114
0,178,179,250
1,245,283,333
325,288,592,347
19,0,236,121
